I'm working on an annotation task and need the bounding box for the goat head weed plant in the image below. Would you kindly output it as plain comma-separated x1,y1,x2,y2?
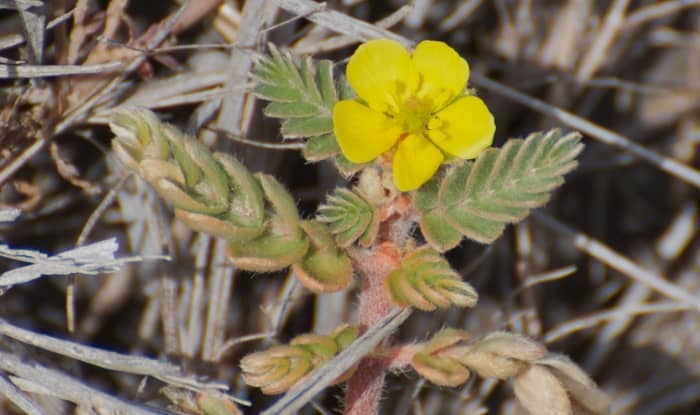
110,39,610,415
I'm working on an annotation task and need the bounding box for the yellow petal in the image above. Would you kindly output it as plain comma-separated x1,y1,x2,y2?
412,41,469,108
428,96,495,159
393,134,444,191
333,100,402,163
347,39,418,112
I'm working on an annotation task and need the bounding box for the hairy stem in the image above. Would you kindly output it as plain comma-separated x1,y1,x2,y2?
343,195,414,415
344,356,387,415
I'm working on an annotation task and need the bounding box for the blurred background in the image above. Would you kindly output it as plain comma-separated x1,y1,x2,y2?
1,0,699,413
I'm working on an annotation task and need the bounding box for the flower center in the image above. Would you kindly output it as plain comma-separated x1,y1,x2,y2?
396,96,434,136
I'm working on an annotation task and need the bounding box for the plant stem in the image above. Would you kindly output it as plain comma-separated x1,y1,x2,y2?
343,244,399,415
344,355,387,415
343,193,414,415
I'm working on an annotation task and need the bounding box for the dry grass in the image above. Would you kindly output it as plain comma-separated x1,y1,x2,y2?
1,0,699,414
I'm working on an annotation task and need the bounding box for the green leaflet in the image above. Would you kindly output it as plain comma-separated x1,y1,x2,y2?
303,133,340,162
253,45,341,162
281,117,334,138
413,129,583,251
412,176,463,252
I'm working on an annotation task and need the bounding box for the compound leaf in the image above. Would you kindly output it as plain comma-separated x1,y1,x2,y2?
414,129,583,251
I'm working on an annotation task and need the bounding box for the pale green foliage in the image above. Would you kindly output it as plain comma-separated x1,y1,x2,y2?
253,45,337,158
411,328,471,387
112,42,594,412
240,324,359,395
535,354,612,414
385,246,478,311
317,188,380,248
414,129,584,251
410,329,610,414
252,45,364,176
294,220,353,292
110,108,352,293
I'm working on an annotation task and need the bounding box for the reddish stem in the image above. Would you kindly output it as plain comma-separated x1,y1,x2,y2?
344,355,387,415
354,244,400,330
343,244,400,415
345,342,420,414
342,188,417,415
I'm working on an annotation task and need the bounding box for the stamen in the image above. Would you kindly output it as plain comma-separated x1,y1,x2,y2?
405,97,422,111
428,117,442,130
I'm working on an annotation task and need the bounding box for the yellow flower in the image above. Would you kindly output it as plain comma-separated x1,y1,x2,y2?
333,39,495,191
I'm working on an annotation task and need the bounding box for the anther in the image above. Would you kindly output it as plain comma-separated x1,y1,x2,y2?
428,117,443,130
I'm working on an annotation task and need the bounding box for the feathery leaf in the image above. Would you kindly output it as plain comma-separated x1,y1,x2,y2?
414,129,583,251
253,44,342,162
